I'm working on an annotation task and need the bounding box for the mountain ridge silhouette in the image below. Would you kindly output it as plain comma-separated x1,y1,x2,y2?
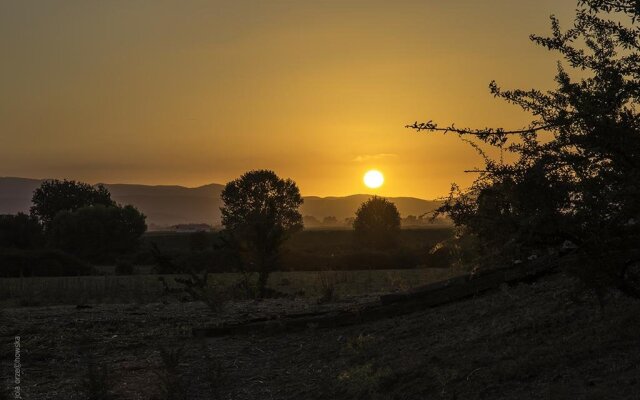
0,177,442,229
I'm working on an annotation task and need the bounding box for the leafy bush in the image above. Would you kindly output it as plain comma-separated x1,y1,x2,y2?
30,179,115,230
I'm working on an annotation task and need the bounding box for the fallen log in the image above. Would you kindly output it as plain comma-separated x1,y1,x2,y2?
193,257,561,338
380,255,561,305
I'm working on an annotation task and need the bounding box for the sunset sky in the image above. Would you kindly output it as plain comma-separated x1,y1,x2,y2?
0,0,577,199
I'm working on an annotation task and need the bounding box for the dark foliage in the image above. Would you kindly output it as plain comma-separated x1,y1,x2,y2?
220,170,303,295
408,0,640,292
30,179,115,230
49,204,146,263
114,259,135,275
0,248,92,277
353,197,401,249
188,231,211,252
0,213,44,249
140,228,453,273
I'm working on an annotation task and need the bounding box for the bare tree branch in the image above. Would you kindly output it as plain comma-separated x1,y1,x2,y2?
405,120,558,136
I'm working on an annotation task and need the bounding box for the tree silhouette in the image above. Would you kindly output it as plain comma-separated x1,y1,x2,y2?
220,170,303,295
408,0,640,294
30,179,115,230
353,196,401,248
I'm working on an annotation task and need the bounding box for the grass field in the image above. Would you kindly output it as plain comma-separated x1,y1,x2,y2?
0,268,461,307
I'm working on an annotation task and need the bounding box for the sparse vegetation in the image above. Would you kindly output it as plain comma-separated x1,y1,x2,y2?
316,271,339,303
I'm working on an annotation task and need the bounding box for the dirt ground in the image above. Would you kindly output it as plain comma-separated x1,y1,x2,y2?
2,273,640,400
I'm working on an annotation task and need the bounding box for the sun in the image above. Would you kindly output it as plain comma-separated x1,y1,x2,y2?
363,170,384,189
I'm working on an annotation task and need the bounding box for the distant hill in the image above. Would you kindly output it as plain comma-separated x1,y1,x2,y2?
0,177,443,230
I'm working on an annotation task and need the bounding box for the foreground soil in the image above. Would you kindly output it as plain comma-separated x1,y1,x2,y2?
2,273,640,400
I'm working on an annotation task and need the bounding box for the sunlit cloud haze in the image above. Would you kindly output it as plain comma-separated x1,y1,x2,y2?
0,0,576,198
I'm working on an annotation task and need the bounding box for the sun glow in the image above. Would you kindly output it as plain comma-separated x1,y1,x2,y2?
363,170,384,189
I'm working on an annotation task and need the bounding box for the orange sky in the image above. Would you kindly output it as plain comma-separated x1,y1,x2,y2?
0,0,577,199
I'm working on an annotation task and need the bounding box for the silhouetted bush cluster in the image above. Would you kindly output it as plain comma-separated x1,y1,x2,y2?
49,204,146,263
0,180,147,274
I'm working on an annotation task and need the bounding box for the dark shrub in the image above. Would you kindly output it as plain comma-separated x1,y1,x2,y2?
0,249,92,277
115,259,134,275
0,213,44,249
390,247,421,269
189,231,210,252
353,197,401,249
49,204,146,263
